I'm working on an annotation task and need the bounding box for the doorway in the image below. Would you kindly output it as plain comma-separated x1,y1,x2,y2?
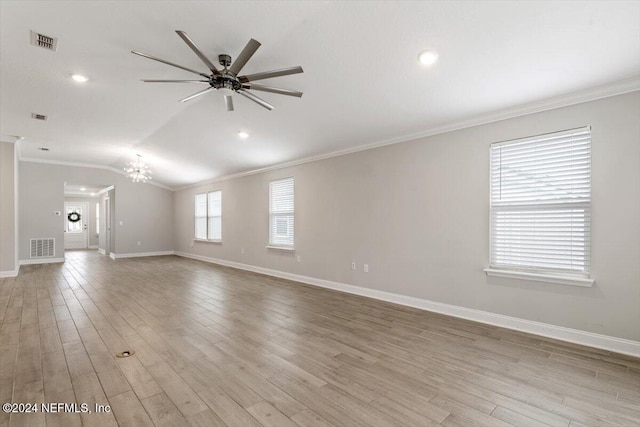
64,201,89,249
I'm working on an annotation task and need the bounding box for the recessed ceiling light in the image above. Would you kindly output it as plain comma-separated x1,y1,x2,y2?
80,187,86,191
90,193,95,196
71,74,89,83
417,50,439,67
238,131,249,139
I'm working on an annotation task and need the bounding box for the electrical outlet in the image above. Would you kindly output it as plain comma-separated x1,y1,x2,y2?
364,264,369,273
137,241,141,246
296,255,301,263
351,262,356,270
241,248,245,254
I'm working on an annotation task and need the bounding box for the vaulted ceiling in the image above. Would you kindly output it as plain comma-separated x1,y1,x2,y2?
1,1,639,188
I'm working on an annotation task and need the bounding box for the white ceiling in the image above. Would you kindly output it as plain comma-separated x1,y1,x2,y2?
1,1,639,188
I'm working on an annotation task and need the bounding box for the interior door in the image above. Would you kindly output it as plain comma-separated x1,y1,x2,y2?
64,202,88,249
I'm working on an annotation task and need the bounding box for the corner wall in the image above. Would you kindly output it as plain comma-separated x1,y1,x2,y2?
0,142,18,276
174,91,640,342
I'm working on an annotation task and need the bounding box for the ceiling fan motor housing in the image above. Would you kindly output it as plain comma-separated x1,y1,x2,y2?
218,54,232,67
209,74,241,91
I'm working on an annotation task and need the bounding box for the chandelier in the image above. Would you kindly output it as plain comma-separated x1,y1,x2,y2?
125,154,152,183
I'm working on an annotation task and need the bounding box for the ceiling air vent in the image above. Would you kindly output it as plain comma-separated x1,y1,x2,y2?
31,113,47,121
30,31,58,51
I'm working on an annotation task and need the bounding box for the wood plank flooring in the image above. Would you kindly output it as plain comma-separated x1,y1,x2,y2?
0,250,638,427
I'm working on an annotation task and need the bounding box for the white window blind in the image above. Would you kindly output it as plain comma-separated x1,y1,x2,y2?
195,193,207,240
207,191,222,240
489,127,591,276
269,178,294,247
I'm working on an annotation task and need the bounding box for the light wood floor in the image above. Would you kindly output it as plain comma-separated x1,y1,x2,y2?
1,251,638,427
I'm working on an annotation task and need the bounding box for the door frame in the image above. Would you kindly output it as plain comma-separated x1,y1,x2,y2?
104,196,111,255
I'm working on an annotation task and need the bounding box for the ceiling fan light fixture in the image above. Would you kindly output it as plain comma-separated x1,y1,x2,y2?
417,50,439,67
125,154,152,183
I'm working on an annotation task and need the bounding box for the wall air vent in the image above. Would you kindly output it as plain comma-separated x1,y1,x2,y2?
30,31,58,51
31,113,47,121
30,238,55,258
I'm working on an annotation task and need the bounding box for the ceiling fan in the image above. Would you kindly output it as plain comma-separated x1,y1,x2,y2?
131,31,303,111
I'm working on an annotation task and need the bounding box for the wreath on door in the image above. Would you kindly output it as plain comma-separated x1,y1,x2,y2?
68,212,81,222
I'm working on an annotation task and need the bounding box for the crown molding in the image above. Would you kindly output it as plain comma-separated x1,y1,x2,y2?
64,191,99,198
18,157,174,191
95,185,115,196
15,77,640,193
175,78,640,191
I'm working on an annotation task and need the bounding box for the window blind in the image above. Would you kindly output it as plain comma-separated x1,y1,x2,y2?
208,191,222,240
269,177,294,247
489,127,591,276
195,193,207,240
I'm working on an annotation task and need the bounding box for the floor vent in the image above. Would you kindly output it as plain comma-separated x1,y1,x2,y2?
30,238,55,258
30,31,58,51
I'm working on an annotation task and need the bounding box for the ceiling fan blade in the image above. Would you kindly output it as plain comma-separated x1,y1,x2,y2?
236,89,274,110
228,39,261,76
131,50,210,78
179,87,215,103
238,66,303,83
175,30,221,75
242,84,302,97
224,95,234,112
141,79,209,83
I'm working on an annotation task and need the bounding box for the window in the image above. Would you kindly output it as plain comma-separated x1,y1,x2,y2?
195,190,222,241
207,191,222,240
96,202,99,234
269,177,294,247
489,127,591,280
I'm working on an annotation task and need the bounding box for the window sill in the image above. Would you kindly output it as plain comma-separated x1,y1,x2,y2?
194,239,222,244
266,245,295,252
484,268,594,287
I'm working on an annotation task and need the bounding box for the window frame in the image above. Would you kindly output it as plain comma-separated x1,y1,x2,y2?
268,177,295,249
194,190,222,243
484,127,594,287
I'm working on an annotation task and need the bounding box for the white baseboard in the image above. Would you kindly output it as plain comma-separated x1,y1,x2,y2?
0,267,20,278
109,252,116,260
98,248,106,255
175,251,640,357
19,257,65,266
88,245,98,249
111,251,175,259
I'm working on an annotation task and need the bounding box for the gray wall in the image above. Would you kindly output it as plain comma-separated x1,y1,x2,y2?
0,142,17,273
174,91,640,341
64,196,100,247
19,163,174,260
